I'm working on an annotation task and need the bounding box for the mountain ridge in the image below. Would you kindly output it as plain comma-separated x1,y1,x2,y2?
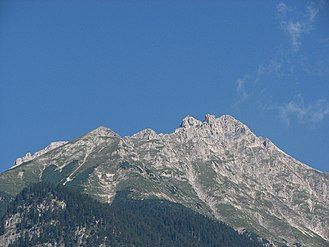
9,114,322,174
11,114,320,173
1,114,328,246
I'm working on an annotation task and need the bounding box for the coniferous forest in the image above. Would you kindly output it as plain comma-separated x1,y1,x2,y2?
0,183,268,247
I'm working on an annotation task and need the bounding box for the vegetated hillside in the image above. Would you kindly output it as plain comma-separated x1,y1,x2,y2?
0,191,12,218
0,183,268,247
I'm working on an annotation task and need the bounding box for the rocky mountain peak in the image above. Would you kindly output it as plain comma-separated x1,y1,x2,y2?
178,114,253,139
3,114,328,247
180,114,247,129
87,126,119,138
180,116,202,128
12,141,68,168
204,114,217,125
216,115,253,139
131,128,158,140
218,114,247,128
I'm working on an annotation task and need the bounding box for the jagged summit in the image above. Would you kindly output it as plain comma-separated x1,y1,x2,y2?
87,126,119,138
131,128,158,140
177,114,253,141
85,114,249,139
204,114,217,124
12,141,68,168
180,114,247,129
180,115,202,128
218,114,240,122
217,114,248,128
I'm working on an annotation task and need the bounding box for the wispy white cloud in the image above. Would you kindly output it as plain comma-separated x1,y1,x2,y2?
277,2,288,16
283,21,304,52
279,95,329,125
307,3,320,22
234,1,328,127
234,55,284,104
255,59,282,82
277,1,321,52
236,77,250,102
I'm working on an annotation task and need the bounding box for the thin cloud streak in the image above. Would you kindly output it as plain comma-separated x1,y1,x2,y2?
236,78,250,103
234,52,286,105
277,1,321,52
233,1,328,127
279,95,329,126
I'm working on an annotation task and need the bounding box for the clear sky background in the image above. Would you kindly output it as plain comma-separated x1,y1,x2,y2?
0,0,328,172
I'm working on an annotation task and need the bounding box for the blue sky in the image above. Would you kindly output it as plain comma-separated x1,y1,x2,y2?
0,0,328,172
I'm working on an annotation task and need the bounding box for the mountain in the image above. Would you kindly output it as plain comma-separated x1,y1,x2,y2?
0,114,328,246
0,183,267,247
12,141,68,168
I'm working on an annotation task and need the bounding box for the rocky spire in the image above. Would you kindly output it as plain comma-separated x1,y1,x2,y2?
204,114,217,125
180,116,202,128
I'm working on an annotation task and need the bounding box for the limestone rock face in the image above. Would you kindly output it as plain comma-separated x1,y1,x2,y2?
181,116,202,128
13,141,68,167
1,114,328,247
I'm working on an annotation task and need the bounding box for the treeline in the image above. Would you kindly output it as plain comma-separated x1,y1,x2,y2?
0,183,268,246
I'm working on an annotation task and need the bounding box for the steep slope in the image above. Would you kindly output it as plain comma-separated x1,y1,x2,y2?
0,183,267,247
13,141,68,168
0,114,328,246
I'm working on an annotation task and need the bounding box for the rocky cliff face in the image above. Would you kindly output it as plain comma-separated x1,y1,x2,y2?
0,114,328,246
